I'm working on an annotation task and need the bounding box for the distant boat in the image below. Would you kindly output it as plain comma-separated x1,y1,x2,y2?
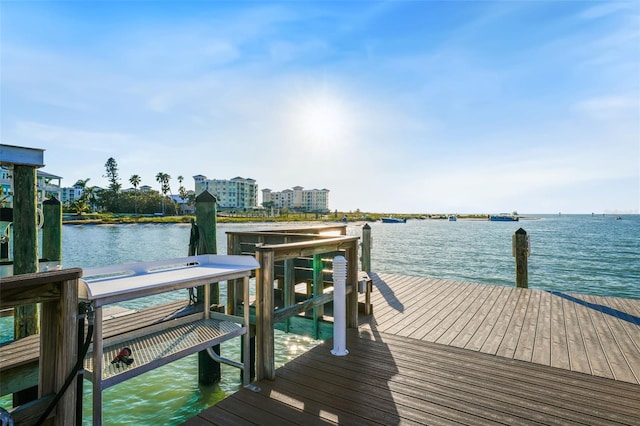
381,217,407,223
489,214,519,222
448,215,457,221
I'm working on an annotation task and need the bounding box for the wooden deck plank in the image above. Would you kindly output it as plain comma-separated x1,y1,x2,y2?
449,284,504,349
462,285,515,352
573,293,615,379
353,332,640,423
429,280,489,344
549,291,571,370
369,275,438,327
562,296,592,375
189,274,640,425
382,279,461,337
512,289,540,362
584,294,640,383
356,330,640,406
496,288,531,358
369,274,640,384
479,287,523,355
374,277,448,334
407,280,473,340
191,330,640,426
283,342,543,425
531,290,552,365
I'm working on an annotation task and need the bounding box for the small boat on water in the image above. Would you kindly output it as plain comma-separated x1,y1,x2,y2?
489,213,519,222
381,217,407,223
448,215,457,221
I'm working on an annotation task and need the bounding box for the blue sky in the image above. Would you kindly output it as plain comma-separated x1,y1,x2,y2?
1,1,638,214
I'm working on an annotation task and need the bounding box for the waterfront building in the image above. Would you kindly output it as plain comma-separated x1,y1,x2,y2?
171,193,195,215
0,166,62,205
262,186,330,213
193,175,258,210
60,184,84,205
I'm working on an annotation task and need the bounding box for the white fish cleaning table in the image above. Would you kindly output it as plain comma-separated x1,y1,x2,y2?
78,254,259,426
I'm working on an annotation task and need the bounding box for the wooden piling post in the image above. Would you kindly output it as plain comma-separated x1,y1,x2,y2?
13,165,39,337
12,164,40,405
226,233,240,315
361,223,371,272
12,165,38,277
42,196,62,262
514,228,529,288
195,190,220,384
283,258,295,333
255,247,275,380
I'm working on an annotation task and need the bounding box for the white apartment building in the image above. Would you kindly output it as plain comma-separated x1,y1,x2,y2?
0,166,62,205
60,185,84,205
262,186,330,213
193,175,258,210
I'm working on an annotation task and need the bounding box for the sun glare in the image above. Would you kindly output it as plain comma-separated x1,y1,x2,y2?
285,86,355,150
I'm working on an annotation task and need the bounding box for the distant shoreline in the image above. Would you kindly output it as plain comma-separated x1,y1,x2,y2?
61,213,532,226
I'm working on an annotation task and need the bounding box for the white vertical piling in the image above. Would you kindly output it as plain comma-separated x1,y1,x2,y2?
331,255,349,356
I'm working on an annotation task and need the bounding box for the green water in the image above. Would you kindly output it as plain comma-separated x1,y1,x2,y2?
1,216,638,424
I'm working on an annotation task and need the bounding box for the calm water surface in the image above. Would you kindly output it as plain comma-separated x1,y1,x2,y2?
1,214,638,424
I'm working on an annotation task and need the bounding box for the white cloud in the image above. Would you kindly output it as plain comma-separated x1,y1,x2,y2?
578,2,634,20
14,121,132,150
575,95,639,120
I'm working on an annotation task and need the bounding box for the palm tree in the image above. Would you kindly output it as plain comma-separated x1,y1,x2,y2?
129,175,141,214
155,172,171,214
71,178,91,213
129,174,141,190
176,175,190,214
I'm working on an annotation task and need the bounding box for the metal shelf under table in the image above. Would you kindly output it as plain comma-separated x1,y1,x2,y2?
78,254,258,426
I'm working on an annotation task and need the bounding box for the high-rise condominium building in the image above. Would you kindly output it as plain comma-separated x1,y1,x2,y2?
262,186,329,213
193,175,258,209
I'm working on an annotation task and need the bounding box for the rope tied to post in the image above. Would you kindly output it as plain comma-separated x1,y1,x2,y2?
187,219,210,304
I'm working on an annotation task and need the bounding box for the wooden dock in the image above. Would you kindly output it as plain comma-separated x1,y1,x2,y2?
185,273,640,425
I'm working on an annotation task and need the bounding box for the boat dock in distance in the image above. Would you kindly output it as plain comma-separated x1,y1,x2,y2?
187,273,640,425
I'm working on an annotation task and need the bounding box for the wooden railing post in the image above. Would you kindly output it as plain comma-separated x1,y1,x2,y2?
255,247,275,380
226,233,241,315
514,228,529,288
312,253,324,338
40,276,79,425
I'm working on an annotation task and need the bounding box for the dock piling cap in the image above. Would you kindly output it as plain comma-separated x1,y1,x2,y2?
515,228,527,235
0,144,45,167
